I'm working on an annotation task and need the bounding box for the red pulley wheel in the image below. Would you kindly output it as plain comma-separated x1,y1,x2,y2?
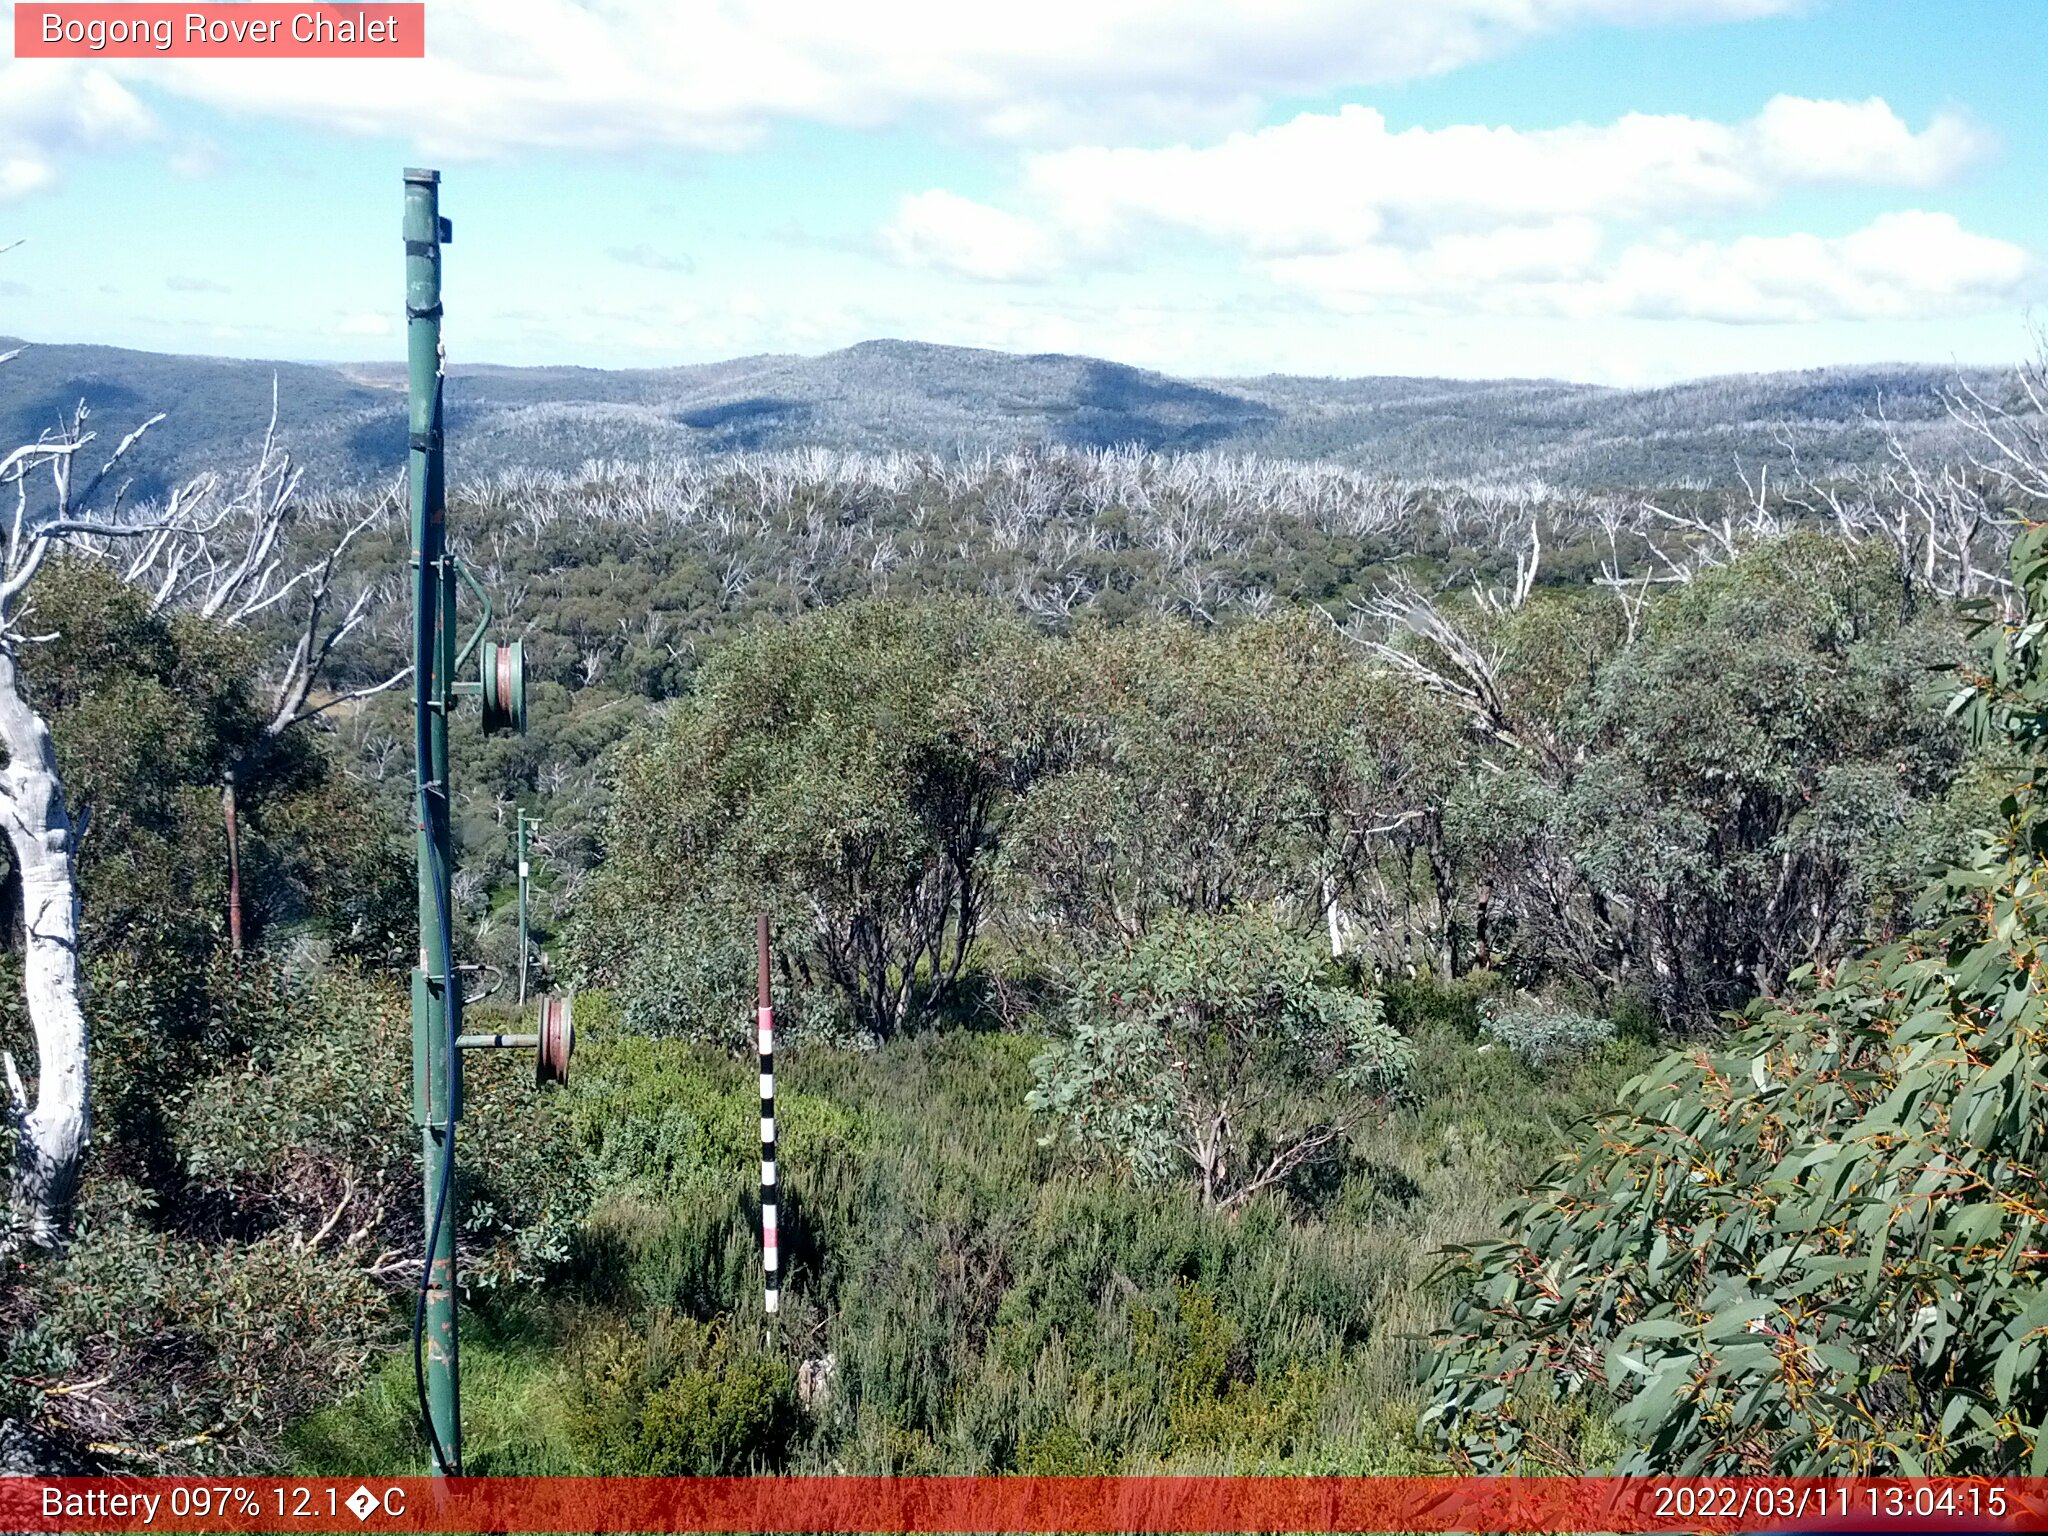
478,639,527,735
536,993,574,1086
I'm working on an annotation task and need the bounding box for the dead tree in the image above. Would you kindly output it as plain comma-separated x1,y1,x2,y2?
1347,574,1567,775
98,383,408,947
113,383,409,734
0,386,199,1247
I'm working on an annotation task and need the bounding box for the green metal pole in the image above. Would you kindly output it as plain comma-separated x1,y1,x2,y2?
404,166,461,1478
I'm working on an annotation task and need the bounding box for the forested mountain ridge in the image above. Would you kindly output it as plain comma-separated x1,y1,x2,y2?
0,333,2007,497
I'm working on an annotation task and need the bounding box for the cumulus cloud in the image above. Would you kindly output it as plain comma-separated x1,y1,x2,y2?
886,95,2028,327
1270,213,2030,322
0,61,156,201
1747,95,1991,185
1009,97,1988,256
884,190,1063,282
28,0,1802,160
1606,212,2032,323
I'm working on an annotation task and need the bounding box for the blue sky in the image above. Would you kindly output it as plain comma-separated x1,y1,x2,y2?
1,0,2043,383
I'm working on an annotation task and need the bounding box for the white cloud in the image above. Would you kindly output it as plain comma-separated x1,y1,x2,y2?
1267,218,1610,301
40,0,1805,159
884,190,1062,282
1270,212,2032,323
1748,95,1991,185
1606,211,2032,323
0,61,156,202
886,95,2028,327
1010,97,1987,257
0,158,55,202
331,311,393,338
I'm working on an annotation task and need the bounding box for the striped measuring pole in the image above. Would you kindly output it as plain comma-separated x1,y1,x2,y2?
757,914,780,1316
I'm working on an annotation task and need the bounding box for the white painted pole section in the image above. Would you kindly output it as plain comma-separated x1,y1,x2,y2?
757,914,779,1316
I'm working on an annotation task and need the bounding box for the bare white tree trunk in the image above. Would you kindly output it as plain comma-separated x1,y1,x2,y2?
0,647,87,1248
0,284,230,1248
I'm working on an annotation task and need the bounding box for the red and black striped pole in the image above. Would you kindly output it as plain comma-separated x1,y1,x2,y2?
757,913,779,1316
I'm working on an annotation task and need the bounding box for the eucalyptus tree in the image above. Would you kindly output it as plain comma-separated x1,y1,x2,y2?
1424,524,2048,1475
1027,910,1411,1207
575,597,1036,1041
997,612,1433,954
1349,537,1965,1019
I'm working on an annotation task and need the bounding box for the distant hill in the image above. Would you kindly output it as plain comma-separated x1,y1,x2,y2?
0,335,2013,499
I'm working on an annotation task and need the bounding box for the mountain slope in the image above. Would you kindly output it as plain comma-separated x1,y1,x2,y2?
0,334,2007,497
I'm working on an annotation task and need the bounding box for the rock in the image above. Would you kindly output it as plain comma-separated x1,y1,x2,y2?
0,1418,97,1476
0,1419,103,1536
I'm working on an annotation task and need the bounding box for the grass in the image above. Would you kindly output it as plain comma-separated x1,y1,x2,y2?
289,984,1651,1475
288,1293,589,1476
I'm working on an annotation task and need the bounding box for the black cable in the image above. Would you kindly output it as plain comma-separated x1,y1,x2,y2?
412,553,460,1478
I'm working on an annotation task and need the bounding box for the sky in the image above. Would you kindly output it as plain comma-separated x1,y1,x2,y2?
0,0,2043,384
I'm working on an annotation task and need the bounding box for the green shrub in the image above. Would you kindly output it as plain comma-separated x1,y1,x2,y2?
1,1177,387,1470
614,922,859,1049
1028,911,1411,1204
1016,1422,1117,1474
564,1314,798,1474
458,1039,597,1289
294,998,1652,1477
1379,972,1502,1039
558,1034,861,1314
1478,1002,1617,1070
175,960,410,1235
174,964,589,1288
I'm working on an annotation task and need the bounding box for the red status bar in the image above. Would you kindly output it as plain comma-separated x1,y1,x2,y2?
1,1476,2040,1533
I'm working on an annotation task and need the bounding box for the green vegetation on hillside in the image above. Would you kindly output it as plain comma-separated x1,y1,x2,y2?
575,542,1976,1042
2,347,2044,1476
295,991,1647,1475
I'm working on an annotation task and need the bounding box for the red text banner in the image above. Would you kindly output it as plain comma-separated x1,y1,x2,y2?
14,5,425,59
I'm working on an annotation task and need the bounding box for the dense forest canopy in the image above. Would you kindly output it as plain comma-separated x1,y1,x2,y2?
0,343,2045,1474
